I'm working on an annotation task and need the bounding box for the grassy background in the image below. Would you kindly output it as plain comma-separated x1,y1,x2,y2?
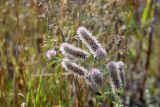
0,0,160,107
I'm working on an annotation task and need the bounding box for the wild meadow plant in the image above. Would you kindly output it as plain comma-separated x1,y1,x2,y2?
60,42,89,61
47,27,126,106
77,27,106,58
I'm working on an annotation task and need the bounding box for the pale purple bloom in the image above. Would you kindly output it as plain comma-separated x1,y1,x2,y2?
95,48,106,58
90,68,103,86
116,61,124,70
60,42,89,60
77,26,106,58
107,61,122,93
46,49,56,60
84,74,99,93
116,61,126,86
61,58,88,77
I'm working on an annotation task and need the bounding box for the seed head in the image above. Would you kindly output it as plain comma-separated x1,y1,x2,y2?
116,61,126,87
60,43,89,60
84,73,95,85
95,48,106,58
107,61,122,93
77,27,106,58
61,59,88,77
90,68,103,86
84,73,99,93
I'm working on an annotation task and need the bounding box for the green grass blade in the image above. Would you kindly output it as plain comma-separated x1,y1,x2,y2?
34,70,43,107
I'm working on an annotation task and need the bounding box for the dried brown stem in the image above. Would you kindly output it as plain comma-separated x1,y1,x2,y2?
139,0,156,102
49,1,65,42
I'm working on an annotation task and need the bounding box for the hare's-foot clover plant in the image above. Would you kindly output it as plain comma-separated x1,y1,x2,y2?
46,27,126,106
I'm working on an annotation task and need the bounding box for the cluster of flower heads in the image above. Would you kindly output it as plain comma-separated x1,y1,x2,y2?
60,27,105,88
59,26,126,93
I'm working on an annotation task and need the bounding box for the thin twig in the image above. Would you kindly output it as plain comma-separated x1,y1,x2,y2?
77,0,82,49
49,0,65,42
78,0,82,26
54,11,65,42
13,1,21,106
140,18,155,102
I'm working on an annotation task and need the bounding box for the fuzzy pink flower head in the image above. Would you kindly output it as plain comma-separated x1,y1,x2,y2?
77,27,100,54
46,49,56,60
60,43,69,55
116,61,126,86
61,58,88,76
77,26,107,59
90,68,101,76
90,68,103,86
95,48,106,58
107,61,122,92
77,26,87,35
60,42,89,60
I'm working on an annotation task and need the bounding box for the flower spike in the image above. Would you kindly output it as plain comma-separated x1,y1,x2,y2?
90,68,103,86
77,26,106,58
61,59,88,77
107,61,122,93
60,43,89,60
116,61,126,87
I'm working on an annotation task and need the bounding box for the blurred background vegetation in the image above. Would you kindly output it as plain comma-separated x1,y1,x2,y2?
0,0,160,107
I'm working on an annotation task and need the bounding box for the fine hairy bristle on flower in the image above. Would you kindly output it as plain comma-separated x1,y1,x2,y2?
90,68,103,86
116,61,126,87
61,59,88,77
107,61,122,92
84,73,95,86
60,43,89,60
46,49,56,60
77,27,106,58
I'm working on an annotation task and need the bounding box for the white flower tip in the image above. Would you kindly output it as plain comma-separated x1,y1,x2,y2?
121,25,126,30
62,58,69,61
116,61,124,67
61,60,65,67
77,26,87,34
61,58,69,66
